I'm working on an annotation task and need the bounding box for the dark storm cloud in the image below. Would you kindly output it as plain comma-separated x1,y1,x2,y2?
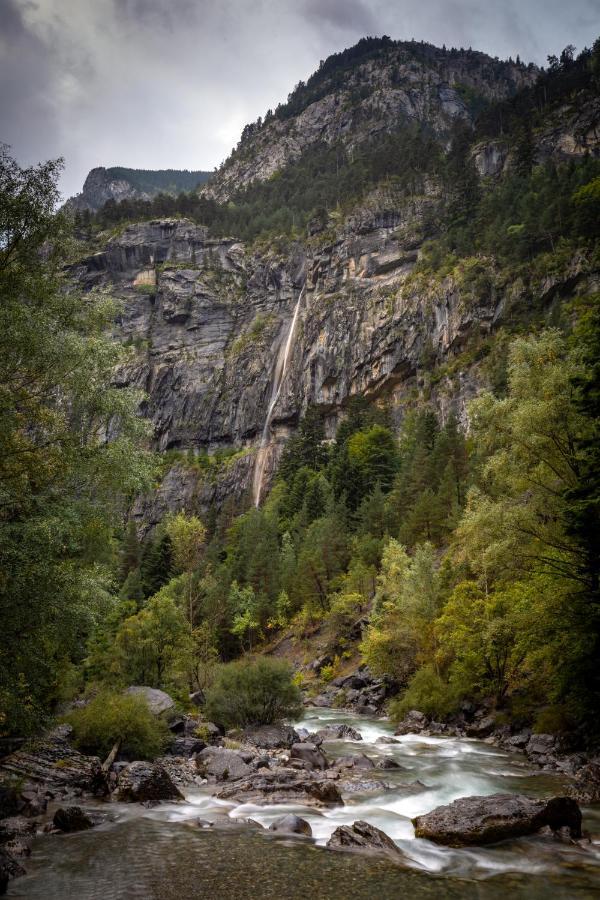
1,0,598,199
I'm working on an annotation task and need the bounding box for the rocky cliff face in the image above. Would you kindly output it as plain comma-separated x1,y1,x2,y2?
67,167,211,212
74,201,596,529
70,40,598,526
204,42,536,203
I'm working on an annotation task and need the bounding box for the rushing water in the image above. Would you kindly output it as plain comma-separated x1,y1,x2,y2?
252,287,305,507
9,708,600,899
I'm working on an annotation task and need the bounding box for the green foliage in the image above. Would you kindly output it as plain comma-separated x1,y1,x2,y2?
389,665,460,721
204,657,302,729
113,589,189,688
0,148,152,736
66,690,170,760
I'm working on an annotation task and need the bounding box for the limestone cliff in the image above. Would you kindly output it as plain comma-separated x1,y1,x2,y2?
71,39,599,526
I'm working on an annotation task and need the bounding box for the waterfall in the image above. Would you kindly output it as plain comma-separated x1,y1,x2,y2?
252,286,305,507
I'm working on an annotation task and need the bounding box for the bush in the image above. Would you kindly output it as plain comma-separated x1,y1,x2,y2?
204,658,302,729
65,690,171,760
389,665,459,721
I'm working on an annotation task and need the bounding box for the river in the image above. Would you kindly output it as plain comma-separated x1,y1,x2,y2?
9,707,600,899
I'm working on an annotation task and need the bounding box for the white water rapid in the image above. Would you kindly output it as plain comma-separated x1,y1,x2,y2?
14,707,600,900
252,286,305,507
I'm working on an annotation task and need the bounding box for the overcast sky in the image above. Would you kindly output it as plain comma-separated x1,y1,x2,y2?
1,0,599,199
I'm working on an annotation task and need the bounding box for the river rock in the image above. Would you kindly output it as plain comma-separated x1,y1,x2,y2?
123,686,176,716
335,754,375,770
314,725,363,742
394,710,428,736
195,747,252,781
375,758,404,770
412,794,582,846
0,726,107,798
169,736,207,757
568,761,600,804
243,725,299,749
289,743,328,770
465,715,496,738
114,761,184,803
0,847,26,894
53,806,94,833
0,817,36,844
269,814,312,836
327,820,405,860
376,736,400,745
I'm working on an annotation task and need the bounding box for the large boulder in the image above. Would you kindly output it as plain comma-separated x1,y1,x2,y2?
195,748,252,781
114,761,184,803
327,820,405,861
53,806,94,833
394,710,428,736
412,794,582,846
269,814,312,836
169,736,207,757
243,725,299,750
568,761,600,804
0,726,107,797
289,743,328,771
124,686,176,717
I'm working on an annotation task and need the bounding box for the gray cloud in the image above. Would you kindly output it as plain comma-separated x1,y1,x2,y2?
1,0,598,199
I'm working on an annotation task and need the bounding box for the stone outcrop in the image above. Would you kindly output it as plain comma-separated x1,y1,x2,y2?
412,794,582,846
0,726,107,798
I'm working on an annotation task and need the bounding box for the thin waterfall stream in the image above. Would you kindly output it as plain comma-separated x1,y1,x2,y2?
252,286,305,507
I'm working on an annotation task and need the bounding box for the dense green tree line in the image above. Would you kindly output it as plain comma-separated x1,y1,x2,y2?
0,149,153,735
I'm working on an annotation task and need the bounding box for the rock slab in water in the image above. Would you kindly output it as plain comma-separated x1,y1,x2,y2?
53,806,94,833
114,761,184,803
243,725,299,749
269,814,312,836
289,743,328,770
215,770,343,807
0,726,107,797
327,820,404,860
412,793,582,846
314,724,363,742
124,686,176,716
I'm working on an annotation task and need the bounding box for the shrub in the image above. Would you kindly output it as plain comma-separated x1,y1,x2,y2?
389,665,459,721
204,658,302,729
65,691,171,760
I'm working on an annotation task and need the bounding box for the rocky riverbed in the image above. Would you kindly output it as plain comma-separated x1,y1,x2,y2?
2,707,600,898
